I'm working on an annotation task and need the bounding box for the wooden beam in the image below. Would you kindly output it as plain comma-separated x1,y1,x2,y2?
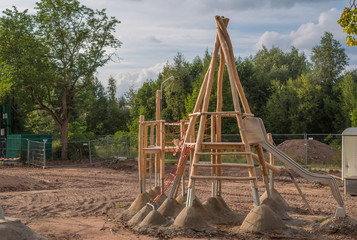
191,176,257,181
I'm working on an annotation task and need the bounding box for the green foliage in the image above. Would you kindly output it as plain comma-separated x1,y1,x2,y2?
265,74,323,133
338,0,357,46
311,32,348,91
0,0,121,160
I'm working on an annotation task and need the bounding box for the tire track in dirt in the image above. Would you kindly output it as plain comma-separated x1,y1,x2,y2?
0,166,138,221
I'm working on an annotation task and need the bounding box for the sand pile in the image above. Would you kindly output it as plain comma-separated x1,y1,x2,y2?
157,198,184,218
0,218,47,240
239,205,285,232
202,196,244,225
260,188,291,211
138,210,168,229
128,205,152,226
173,206,211,231
120,192,151,221
0,174,48,192
276,139,341,165
261,198,290,220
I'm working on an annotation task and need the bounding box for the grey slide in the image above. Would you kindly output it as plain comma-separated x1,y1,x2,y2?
243,117,345,218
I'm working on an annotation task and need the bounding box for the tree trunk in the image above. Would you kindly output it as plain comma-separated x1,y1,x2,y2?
60,118,70,161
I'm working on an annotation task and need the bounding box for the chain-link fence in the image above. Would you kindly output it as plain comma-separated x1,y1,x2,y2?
0,133,342,168
220,133,342,167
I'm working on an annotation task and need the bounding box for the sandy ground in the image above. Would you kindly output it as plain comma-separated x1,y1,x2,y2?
0,160,356,239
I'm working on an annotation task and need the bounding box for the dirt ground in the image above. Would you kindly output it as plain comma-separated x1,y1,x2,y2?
0,159,357,239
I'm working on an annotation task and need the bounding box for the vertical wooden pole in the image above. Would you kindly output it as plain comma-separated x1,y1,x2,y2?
267,133,275,189
186,31,220,207
216,16,251,114
215,16,259,206
160,121,166,191
216,48,225,196
138,115,144,193
143,125,148,180
155,90,161,187
211,116,217,197
149,124,154,187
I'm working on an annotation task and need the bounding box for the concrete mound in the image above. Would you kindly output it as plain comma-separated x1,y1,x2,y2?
128,205,152,226
157,198,184,218
261,197,290,220
121,192,151,221
240,205,285,232
203,196,244,225
260,188,291,211
0,218,47,240
128,192,151,212
173,206,211,231
138,210,167,228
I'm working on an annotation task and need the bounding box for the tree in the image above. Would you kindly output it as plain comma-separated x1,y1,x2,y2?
107,76,117,102
338,0,357,46
0,0,121,160
265,74,323,133
337,71,357,128
311,32,348,91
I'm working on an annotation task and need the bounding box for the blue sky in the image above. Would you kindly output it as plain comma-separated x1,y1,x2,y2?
0,0,355,96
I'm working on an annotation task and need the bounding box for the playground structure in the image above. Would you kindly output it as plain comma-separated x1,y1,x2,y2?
123,16,346,232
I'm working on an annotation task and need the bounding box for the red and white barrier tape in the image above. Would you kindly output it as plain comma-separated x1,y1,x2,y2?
0,157,20,161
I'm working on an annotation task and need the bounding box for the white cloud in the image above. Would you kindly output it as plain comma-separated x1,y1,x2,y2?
255,8,345,51
113,62,166,96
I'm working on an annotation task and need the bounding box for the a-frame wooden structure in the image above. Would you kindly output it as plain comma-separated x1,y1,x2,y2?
168,16,272,207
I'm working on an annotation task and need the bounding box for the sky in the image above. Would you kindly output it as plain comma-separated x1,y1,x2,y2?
0,0,356,96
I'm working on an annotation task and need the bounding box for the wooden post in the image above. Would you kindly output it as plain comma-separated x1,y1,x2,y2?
211,115,217,197
186,30,220,207
215,16,259,206
256,145,271,198
149,123,155,187
216,48,225,196
155,90,161,187
160,121,166,191
215,16,251,114
138,115,144,193
267,133,275,189
143,125,148,180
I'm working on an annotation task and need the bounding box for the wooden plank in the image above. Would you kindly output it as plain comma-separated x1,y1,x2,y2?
143,148,161,154
193,163,254,168
191,176,256,181
195,151,252,156
142,120,165,124
189,111,254,117
201,142,244,150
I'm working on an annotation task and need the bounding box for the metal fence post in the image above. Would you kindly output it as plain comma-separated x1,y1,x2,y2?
129,135,132,157
106,135,109,159
27,139,30,164
89,140,92,165
304,133,307,166
43,139,47,168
